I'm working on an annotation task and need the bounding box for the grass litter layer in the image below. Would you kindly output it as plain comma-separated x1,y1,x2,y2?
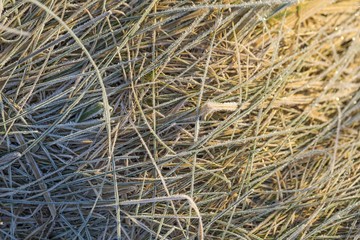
0,0,360,239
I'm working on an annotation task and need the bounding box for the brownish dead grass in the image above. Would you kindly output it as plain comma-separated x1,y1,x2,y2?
0,0,359,239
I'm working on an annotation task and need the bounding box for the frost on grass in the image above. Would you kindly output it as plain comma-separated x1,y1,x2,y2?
0,0,359,239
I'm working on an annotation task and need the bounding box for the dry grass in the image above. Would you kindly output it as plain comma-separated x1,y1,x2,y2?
0,0,359,239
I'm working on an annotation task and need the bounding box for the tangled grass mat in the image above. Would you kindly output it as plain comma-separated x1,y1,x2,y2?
0,0,359,239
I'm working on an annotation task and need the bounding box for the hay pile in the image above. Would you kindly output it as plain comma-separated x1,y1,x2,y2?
0,0,359,239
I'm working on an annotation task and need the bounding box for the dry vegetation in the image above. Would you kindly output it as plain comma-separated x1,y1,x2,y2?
0,0,359,239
